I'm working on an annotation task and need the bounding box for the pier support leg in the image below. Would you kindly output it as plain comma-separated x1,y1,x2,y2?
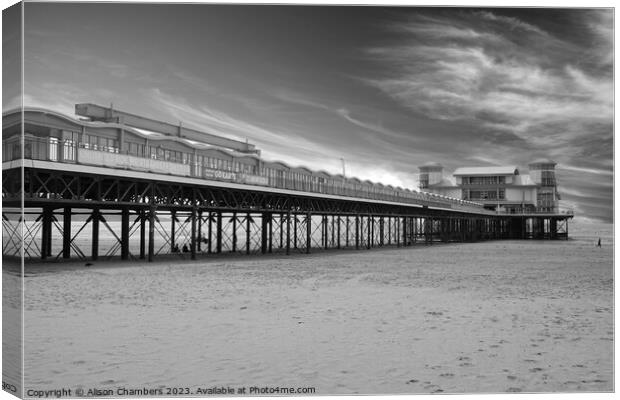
148,206,155,262
41,207,53,259
429,217,434,245
268,214,273,253
322,215,327,249
355,215,360,250
189,207,198,260
337,216,341,249
197,211,202,252
170,210,176,253
232,212,237,253
92,208,100,261
40,212,48,260
331,215,335,247
345,216,350,248
294,214,298,249
246,212,251,255
261,212,269,254
139,209,146,259
121,207,129,260
402,216,407,246
394,217,400,247
280,213,284,249
216,211,222,253
207,212,213,254
63,207,71,259
367,215,372,249
306,212,311,254
191,208,197,260
286,211,291,255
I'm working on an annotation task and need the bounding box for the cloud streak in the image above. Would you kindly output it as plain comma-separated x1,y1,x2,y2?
361,9,613,222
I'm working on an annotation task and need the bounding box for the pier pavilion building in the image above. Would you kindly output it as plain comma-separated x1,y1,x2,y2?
418,161,565,214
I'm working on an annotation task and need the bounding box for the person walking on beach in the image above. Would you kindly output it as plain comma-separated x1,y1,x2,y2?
597,238,602,247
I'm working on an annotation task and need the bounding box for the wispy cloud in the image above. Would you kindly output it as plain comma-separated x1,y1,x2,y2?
364,11,612,141
360,10,613,222
560,164,614,176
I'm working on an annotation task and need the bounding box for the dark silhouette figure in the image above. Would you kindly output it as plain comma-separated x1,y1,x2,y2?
172,244,179,253
597,238,602,247
182,244,189,253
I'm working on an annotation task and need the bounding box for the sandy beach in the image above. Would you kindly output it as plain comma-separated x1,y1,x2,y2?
5,223,613,395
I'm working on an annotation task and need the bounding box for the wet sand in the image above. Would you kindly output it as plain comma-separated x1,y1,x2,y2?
9,225,614,395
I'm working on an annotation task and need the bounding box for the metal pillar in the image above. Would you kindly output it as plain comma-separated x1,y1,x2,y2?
337,216,341,249
41,207,51,259
63,207,71,259
92,208,100,260
170,210,176,253
394,217,400,247
246,212,251,255
402,216,407,246
345,216,350,248
232,212,237,252
139,209,146,259
294,213,298,249
331,215,335,247
148,206,155,262
280,213,284,249
268,213,273,253
286,211,291,255
355,215,360,250
197,211,202,252
306,212,311,254
323,215,328,250
429,217,434,245
367,215,371,249
208,211,213,254
261,212,269,254
190,208,197,260
121,207,129,260
216,211,222,253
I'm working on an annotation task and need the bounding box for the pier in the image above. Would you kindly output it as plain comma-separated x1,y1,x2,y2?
2,104,573,262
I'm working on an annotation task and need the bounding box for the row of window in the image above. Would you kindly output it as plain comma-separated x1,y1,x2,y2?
82,134,120,153
462,176,506,185
464,189,506,200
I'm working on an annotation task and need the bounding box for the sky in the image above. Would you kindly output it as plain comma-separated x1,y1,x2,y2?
4,3,614,223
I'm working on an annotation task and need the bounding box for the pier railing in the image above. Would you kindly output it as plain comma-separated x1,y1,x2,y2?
495,208,574,216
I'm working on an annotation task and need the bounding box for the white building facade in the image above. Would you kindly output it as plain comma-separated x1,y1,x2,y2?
418,159,561,213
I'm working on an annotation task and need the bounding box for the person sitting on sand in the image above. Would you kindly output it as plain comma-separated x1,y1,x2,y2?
182,244,189,253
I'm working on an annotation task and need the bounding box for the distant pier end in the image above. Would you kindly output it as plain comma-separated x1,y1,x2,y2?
418,161,573,239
